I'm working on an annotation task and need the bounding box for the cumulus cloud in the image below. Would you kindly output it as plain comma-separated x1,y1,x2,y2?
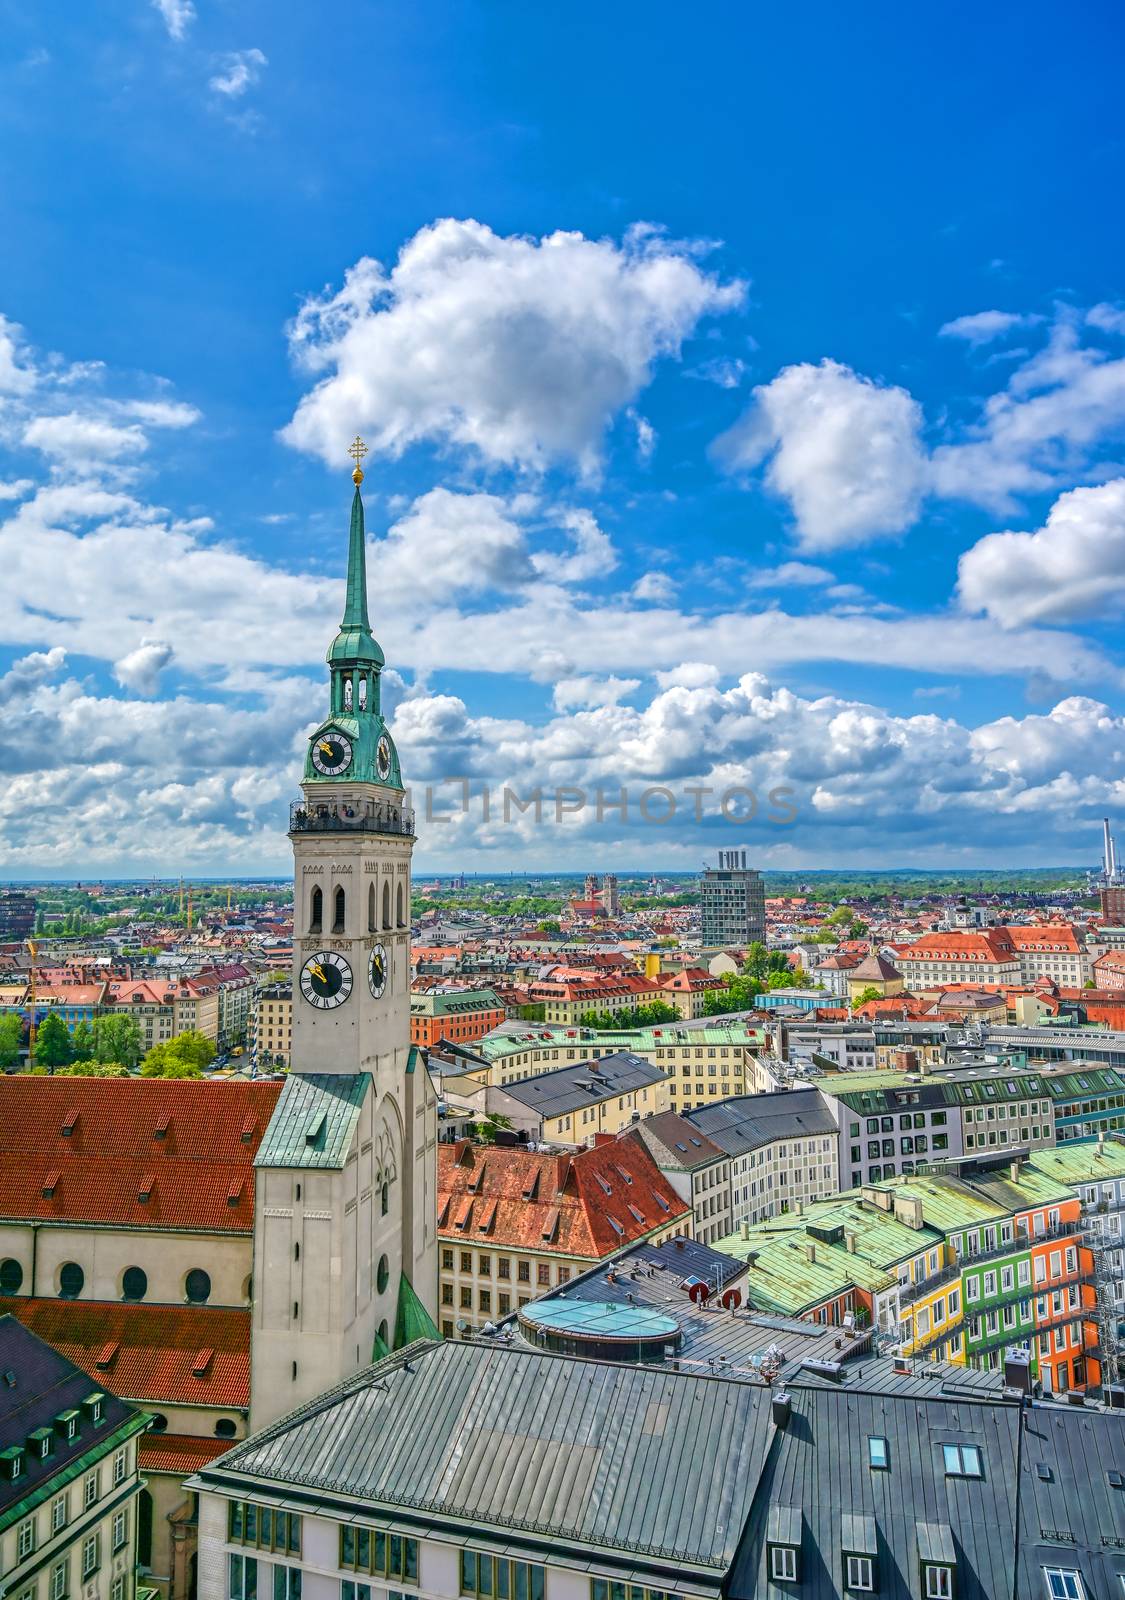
552,675,640,712
209,49,267,98
958,478,1125,627
632,571,676,604
0,647,65,705
0,316,36,395
151,0,195,40
940,310,1038,347
378,488,534,601
714,359,928,550
23,413,149,461
748,561,835,589
282,219,744,476
114,639,175,696
531,509,616,584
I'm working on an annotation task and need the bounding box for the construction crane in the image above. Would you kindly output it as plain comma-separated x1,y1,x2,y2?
26,938,38,1073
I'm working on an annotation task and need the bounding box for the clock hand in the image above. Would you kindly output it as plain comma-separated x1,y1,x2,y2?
308,961,327,983
318,740,334,756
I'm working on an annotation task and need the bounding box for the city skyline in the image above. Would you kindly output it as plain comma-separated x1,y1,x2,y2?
1,1,1124,874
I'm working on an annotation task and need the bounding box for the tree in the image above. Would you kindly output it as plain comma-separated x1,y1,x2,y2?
743,942,770,981
70,1020,96,1062
0,1014,22,1072
34,1012,72,1071
92,1015,143,1069
141,1030,215,1078
851,986,883,1011
703,973,764,1015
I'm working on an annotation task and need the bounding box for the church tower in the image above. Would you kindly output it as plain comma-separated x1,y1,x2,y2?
249,440,438,1428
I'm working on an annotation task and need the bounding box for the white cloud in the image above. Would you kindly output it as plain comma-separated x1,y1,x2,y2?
531,509,616,584
0,480,32,502
283,219,744,476
151,0,195,41
0,647,65,705
715,359,928,551
209,49,268,98
687,355,748,388
23,413,149,461
113,639,175,696
940,310,1037,346
632,571,676,604
379,488,533,601
748,560,835,589
1088,304,1125,336
958,478,1125,627
120,400,201,429
552,675,640,712
0,315,37,395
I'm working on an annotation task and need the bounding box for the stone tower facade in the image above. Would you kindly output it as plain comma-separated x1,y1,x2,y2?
249,454,438,1428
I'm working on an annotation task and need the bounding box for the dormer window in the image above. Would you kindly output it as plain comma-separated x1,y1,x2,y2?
925,1567,954,1599
767,1505,802,1585
843,1513,877,1593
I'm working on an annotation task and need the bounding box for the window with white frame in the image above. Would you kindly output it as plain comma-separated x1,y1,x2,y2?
845,1554,874,1591
17,1517,36,1559
925,1565,953,1598
1044,1570,1083,1600
50,1559,68,1600
51,1495,67,1534
113,1449,127,1486
771,1546,798,1581
81,1534,99,1580
112,1510,128,1552
942,1442,983,1477
83,1471,99,1510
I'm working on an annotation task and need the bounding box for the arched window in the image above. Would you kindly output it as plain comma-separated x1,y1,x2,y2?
378,1319,389,1349
58,1262,84,1299
343,678,353,709
396,882,405,927
376,1255,389,1294
358,676,367,710
382,880,391,929
122,1266,147,1302
214,1418,238,1439
138,1488,154,1568
381,1180,389,1216
310,886,322,933
368,882,376,932
185,1269,211,1304
0,1259,23,1295
333,886,346,933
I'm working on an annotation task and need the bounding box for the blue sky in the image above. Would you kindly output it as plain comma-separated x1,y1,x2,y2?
1,0,1124,876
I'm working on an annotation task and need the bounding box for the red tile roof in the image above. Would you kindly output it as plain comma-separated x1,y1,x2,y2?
437,1138,690,1260
139,1433,234,1474
4,1299,250,1407
0,1078,281,1232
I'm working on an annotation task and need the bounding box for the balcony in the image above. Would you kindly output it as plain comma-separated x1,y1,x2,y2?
289,800,415,839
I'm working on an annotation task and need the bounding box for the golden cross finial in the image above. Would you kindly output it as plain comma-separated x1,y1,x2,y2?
348,435,368,484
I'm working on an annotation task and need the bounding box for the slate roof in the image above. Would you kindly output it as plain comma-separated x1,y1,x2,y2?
0,1077,280,1232
437,1140,690,1258
726,1381,1021,1600
623,1112,726,1171
684,1089,838,1158
498,1051,665,1119
254,1073,368,1169
193,1339,775,1582
5,1298,251,1408
0,1314,144,1529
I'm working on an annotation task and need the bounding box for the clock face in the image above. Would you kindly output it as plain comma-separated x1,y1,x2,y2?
369,943,388,999
376,734,392,782
299,951,353,1009
311,730,353,777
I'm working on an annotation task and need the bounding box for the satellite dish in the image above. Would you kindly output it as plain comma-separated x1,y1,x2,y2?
455,1318,470,1334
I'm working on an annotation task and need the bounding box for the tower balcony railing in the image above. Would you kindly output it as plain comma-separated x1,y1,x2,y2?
289,799,415,839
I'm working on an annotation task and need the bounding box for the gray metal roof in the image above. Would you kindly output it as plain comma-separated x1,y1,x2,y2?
727,1382,1022,1600
1016,1400,1125,1599
685,1089,838,1158
196,1339,774,1578
498,1052,666,1119
624,1112,726,1171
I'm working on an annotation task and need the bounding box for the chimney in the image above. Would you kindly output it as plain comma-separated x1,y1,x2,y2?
795,1200,803,1216
805,1241,816,1264
740,1220,750,1241
845,1230,857,1253
1010,1160,1021,1182
772,1392,791,1428
1097,1131,1106,1159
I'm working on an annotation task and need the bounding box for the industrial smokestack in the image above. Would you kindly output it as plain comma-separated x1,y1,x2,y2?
1105,818,1115,881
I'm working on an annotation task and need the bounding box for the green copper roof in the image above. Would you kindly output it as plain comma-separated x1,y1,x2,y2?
1028,1138,1125,1185
394,1273,441,1349
254,1073,369,1169
327,486,384,668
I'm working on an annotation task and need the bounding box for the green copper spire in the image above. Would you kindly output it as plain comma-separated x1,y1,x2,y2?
327,446,384,669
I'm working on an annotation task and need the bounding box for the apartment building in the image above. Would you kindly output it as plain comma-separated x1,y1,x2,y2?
470,1019,766,1109
623,1113,732,1244
685,1090,840,1228
408,987,506,1049
450,1051,670,1146
435,1139,690,1336
105,979,220,1051
0,1317,146,1600
249,983,291,1067
894,929,1021,991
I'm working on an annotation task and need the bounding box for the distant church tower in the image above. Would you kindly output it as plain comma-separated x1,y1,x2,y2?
249,440,438,1428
